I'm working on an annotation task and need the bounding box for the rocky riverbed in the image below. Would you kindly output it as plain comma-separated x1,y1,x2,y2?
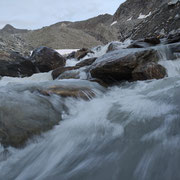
0,32,180,148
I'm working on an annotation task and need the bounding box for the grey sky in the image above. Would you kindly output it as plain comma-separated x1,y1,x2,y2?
0,0,125,30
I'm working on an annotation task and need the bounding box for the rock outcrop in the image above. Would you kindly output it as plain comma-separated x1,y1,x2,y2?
129,1,180,39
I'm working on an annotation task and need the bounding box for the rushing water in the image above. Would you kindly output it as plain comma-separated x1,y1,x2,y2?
0,44,180,180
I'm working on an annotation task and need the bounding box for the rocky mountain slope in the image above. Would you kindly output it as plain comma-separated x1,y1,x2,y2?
113,0,180,40
1,0,180,54
0,14,118,52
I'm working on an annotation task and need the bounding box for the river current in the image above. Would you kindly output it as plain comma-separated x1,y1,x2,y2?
0,44,180,180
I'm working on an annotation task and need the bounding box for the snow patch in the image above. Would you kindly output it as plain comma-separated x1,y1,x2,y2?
138,12,151,19
111,21,117,26
127,17,132,21
56,49,79,55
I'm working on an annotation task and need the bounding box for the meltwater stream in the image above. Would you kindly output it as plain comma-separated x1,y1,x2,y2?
0,45,180,180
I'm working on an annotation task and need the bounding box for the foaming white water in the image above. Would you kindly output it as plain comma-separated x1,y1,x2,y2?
0,71,52,86
65,58,79,67
159,59,180,77
1,76,180,180
82,39,132,60
156,44,180,77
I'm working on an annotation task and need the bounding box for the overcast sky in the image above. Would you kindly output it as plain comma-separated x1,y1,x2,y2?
0,0,125,30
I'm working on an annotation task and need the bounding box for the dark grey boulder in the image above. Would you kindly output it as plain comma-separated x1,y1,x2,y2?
90,49,160,85
31,47,66,72
0,51,37,77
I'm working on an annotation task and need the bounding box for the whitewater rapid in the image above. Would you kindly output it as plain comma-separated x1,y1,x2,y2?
0,44,180,180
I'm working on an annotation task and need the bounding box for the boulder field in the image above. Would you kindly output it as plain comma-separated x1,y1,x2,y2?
1,34,180,84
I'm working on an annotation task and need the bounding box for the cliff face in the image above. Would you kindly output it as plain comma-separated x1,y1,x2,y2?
131,1,180,39
112,0,180,40
113,0,167,21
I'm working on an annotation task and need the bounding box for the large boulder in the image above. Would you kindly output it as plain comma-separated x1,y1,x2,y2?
90,49,160,85
0,80,104,148
31,47,66,72
0,51,37,77
0,86,62,147
132,62,167,80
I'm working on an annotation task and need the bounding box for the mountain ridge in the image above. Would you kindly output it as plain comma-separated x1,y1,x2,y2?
0,0,180,54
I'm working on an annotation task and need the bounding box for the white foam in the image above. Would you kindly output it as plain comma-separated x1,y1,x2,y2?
65,58,79,67
0,71,52,86
159,59,180,77
56,49,79,55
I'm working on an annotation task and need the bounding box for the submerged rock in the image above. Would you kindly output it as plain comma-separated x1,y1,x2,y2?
31,46,66,72
41,86,96,100
90,49,160,85
0,87,62,147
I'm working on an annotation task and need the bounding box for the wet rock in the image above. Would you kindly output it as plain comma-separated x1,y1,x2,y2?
0,60,37,77
0,51,37,77
66,51,76,59
144,37,161,45
58,69,82,80
168,42,180,53
31,46,66,72
76,58,97,67
41,86,96,100
128,41,152,48
52,66,79,79
132,62,167,80
74,48,94,60
90,49,159,85
168,0,179,6
167,31,180,44
0,88,62,147
128,37,160,48
106,42,123,53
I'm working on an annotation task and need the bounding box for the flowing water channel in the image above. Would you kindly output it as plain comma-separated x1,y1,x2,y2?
0,44,180,180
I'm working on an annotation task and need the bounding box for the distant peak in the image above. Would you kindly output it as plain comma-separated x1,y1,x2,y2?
1,24,28,34
2,24,15,30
